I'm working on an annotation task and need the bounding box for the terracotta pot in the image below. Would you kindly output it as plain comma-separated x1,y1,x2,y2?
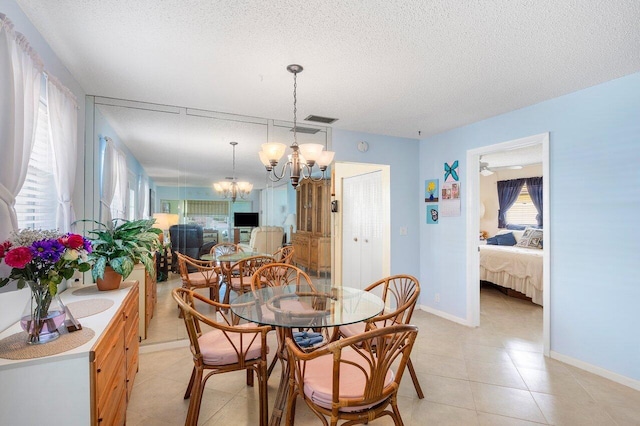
96,266,123,291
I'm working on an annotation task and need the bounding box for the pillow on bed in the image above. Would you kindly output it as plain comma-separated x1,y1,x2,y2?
515,227,543,249
486,232,517,246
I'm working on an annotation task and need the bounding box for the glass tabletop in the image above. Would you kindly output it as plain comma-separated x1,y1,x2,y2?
231,283,384,328
200,251,267,262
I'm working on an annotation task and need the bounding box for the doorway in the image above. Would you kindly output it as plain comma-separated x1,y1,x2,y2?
465,133,550,355
332,162,391,287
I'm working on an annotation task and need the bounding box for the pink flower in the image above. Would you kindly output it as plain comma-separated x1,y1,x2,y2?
59,234,85,250
4,247,33,269
0,241,11,258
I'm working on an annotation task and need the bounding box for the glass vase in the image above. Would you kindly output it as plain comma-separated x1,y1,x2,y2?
20,281,66,344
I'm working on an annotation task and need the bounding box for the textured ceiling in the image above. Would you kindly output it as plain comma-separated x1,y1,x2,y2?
13,0,640,186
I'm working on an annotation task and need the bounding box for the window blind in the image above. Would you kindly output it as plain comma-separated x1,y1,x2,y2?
185,200,229,216
506,183,538,226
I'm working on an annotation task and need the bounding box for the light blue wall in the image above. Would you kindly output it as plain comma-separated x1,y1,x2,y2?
419,72,640,382
333,130,421,278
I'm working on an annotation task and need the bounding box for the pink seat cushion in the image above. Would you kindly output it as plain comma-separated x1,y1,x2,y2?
198,323,266,365
302,348,394,412
339,319,388,338
186,272,212,286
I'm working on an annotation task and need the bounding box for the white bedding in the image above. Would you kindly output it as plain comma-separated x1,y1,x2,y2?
479,245,543,305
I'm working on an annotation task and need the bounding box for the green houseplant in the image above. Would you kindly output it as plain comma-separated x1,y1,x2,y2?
79,218,162,289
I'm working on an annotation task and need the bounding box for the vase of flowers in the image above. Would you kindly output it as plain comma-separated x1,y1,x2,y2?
0,229,92,344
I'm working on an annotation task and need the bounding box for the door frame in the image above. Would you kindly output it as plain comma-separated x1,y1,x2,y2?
332,162,391,285
465,132,550,356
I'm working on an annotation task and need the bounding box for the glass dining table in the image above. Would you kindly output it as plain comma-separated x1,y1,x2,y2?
231,283,384,426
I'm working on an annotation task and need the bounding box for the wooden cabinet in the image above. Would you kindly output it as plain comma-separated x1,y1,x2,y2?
129,263,156,340
293,179,331,276
91,283,139,425
0,283,139,426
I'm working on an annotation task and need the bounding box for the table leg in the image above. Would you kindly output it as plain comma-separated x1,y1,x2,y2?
269,327,291,426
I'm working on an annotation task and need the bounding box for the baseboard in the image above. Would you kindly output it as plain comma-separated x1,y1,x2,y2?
139,339,189,354
550,350,640,391
418,304,472,327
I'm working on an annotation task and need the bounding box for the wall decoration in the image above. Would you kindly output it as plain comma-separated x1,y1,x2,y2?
444,160,459,182
427,205,439,224
440,181,461,217
425,179,439,202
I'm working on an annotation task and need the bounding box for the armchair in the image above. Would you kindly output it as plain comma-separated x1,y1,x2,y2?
239,226,284,254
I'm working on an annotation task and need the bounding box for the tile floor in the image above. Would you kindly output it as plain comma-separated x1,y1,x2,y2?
127,279,640,425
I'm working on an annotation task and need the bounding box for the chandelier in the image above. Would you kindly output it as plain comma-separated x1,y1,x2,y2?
214,142,253,202
258,64,335,188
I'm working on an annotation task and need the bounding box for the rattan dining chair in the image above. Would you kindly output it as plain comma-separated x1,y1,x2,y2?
272,245,294,264
221,254,275,305
172,288,271,426
251,262,317,377
209,242,243,257
338,274,424,399
285,324,419,425
175,252,220,302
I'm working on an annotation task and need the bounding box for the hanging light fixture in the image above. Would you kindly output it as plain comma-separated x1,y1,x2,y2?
258,64,335,188
214,142,253,202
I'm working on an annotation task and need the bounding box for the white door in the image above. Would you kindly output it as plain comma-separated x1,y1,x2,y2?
342,171,384,289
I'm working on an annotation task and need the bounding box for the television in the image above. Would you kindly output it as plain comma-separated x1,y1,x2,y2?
234,212,259,228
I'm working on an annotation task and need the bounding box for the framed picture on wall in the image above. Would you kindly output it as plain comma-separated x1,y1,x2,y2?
149,188,155,215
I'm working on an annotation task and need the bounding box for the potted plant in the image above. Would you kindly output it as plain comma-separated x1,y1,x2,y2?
80,218,162,290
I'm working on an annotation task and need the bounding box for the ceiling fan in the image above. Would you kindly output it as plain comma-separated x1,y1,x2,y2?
479,156,523,176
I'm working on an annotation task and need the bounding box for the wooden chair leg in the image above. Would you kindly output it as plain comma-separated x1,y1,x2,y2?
407,357,424,399
246,368,254,387
267,352,278,378
184,366,196,399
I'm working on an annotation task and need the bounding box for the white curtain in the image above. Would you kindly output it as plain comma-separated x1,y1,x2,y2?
0,14,43,240
48,75,78,233
100,138,117,224
111,150,128,220
137,176,149,219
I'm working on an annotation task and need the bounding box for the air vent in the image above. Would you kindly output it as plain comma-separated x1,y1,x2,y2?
291,126,321,134
305,115,338,124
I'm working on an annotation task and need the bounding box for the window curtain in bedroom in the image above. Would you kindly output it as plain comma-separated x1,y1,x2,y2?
0,14,43,240
497,178,525,228
100,137,117,223
48,75,78,233
525,177,543,227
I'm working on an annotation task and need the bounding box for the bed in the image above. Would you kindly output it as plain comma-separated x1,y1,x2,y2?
479,229,543,306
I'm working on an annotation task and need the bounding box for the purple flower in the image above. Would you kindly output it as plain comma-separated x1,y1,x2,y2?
31,239,65,262
83,238,93,254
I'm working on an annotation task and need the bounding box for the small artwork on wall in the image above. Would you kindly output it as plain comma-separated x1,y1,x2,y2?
425,179,439,202
427,205,439,224
444,160,459,182
440,181,461,217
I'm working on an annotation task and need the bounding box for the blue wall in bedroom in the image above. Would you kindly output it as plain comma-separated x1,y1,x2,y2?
418,72,640,382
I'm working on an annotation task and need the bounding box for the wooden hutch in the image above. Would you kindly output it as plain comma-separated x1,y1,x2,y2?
292,178,331,276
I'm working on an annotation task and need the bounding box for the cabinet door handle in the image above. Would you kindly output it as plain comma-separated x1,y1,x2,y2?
364,239,368,243
353,237,358,242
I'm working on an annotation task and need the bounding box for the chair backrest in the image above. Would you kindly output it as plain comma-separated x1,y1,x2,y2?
176,252,218,289
210,242,242,257
364,275,420,328
251,262,313,291
272,245,294,264
286,324,418,419
169,224,204,259
248,226,284,254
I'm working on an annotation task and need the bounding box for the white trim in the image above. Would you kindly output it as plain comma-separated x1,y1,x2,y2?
465,132,550,355
139,339,189,354
417,305,471,327
550,351,640,391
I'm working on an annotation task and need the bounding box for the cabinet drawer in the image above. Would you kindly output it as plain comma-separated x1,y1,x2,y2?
94,321,125,406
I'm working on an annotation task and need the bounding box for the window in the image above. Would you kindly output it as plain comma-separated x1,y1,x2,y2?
506,183,537,226
15,94,58,230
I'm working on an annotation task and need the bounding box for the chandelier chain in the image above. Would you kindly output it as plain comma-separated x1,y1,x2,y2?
293,71,297,146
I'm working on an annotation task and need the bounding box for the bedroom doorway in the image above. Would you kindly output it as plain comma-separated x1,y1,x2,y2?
465,133,550,356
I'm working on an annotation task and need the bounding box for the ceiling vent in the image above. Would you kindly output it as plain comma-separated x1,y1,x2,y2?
291,126,321,134
305,114,338,124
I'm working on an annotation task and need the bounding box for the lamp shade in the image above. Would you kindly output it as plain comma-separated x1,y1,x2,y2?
153,213,179,231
